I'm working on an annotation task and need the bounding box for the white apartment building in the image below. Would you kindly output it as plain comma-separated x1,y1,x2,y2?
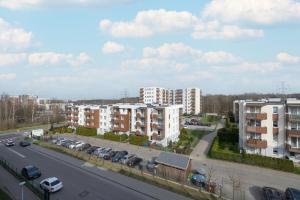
139,87,202,115
236,98,300,162
99,105,113,134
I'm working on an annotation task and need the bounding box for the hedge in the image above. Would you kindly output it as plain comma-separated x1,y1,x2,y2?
217,127,239,144
209,137,295,172
76,126,97,136
129,134,148,146
104,132,128,142
53,127,73,134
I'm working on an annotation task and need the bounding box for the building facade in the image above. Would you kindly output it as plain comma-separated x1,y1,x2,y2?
236,98,300,162
66,103,183,147
139,87,201,115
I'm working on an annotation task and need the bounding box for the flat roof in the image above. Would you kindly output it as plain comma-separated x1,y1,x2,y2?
156,152,191,170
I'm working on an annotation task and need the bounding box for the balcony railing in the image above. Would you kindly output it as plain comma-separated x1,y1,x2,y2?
246,126,267,134
287,129,300,137
246,139,267,148
245,113,267,120
272,114,278,121
286,144,300,153
287,114,300,122
273,127,279,134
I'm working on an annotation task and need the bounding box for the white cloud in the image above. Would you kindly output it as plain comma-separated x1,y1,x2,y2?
202,0,300,24
28,52,90,66
277,52,300,63
200,51,240,63
102,41,125,54
99,9,198,37
0,18,32,50
0,0,135,9
122,43,240,71
192,21,264,39
213,62,281,73
0,73,16,80
0,53,27,66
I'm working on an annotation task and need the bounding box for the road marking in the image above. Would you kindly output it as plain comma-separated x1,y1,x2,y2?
7,148,26,158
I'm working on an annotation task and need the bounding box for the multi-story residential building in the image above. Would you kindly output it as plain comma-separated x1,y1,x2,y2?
66,103,183,147
286,99,300,159
99,105,113,134
139,87,202,115
236,98,300,162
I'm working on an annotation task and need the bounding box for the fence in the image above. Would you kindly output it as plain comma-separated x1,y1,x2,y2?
0,157,45,200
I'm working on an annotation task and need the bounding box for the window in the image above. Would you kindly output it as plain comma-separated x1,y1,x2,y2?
273,107,278,114
273,121,278,127
273,148,278,154
273,134,278,142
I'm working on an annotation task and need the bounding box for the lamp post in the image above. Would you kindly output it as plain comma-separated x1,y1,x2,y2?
19,181,26,200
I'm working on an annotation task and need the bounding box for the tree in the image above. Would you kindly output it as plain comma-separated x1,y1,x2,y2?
179,128,188,141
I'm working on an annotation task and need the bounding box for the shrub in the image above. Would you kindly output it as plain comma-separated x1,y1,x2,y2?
76,126,97,136
209,137,295,172
103,132,128,142
217,127,239,144
129,134,148,146
53,127,73,134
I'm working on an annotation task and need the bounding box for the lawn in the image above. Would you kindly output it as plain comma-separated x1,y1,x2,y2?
174,129,211,154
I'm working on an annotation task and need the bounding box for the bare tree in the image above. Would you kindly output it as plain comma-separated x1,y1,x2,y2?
228,174,241,200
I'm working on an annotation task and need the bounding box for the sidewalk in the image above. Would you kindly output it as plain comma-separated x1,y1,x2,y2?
0,166,39,200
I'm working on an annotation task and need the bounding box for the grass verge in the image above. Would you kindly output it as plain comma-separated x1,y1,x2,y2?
0,188,12,200
34,140,220,200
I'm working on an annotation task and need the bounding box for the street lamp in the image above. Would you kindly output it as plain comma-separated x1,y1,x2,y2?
19,181,26,200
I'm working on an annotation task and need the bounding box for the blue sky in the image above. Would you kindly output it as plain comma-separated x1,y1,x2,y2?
0,0,300,99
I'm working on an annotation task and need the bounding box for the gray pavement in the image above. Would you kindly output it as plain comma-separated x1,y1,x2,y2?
0,165,39,200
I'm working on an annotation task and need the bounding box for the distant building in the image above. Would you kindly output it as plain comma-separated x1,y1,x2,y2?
139,87,202,115
236,98,300,162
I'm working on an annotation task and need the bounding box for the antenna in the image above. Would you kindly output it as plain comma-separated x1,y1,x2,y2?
277,81,289,100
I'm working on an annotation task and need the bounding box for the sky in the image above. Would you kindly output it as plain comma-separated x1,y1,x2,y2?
0,0,300,100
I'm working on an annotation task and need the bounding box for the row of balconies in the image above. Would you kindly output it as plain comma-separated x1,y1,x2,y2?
246,139,268,148
286,144,300,153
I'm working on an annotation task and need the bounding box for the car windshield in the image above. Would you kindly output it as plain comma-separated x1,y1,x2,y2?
51,180,60,186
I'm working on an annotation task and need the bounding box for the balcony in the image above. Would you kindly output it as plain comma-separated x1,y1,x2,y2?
287,129,300,137
245,113,267,120
151,123,158,129
246,139,267,148
272,114,278,121
273,127,279,134
246,126,267,134
286,144,300,153
287,114,300,122
66,116,72,120
152,133,163,141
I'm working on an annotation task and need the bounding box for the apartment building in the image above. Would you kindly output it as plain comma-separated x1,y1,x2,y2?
139,87,202,115
66,103,183,147
236,98,300,161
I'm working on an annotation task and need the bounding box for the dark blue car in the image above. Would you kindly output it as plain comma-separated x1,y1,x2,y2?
112,151,128,162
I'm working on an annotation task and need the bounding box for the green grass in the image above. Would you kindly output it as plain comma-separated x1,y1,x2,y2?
0,124,50,134
0,189,12,200
293,166,300,175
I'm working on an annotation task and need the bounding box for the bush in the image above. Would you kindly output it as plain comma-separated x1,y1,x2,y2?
104,132,128,142
53,126,73,134
129,134,148,146
209,137,295,172
76,126,97,136
217,127,239,144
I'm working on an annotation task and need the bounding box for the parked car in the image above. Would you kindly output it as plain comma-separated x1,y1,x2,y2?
52,137,65,144
85,146,99,154
146,157,157,172
103,151,118,160
121,154,136,164
69,141,83,149
127,157,142,167
19,141,31,147
40,177,63,193
56,139,67,145
61,140,73,148
92,147,105,156
112,151,128,162
191,174,206,187
5,140,15,147
285,188,300,200
21,165,41,180
98,148,112,158
76,143,91,151
262,187,284,200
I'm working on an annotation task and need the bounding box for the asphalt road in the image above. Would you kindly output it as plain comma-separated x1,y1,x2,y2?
0,135,192,200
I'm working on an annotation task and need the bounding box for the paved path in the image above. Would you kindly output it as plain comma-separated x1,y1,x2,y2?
0,165,39,200
190,123,222,161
